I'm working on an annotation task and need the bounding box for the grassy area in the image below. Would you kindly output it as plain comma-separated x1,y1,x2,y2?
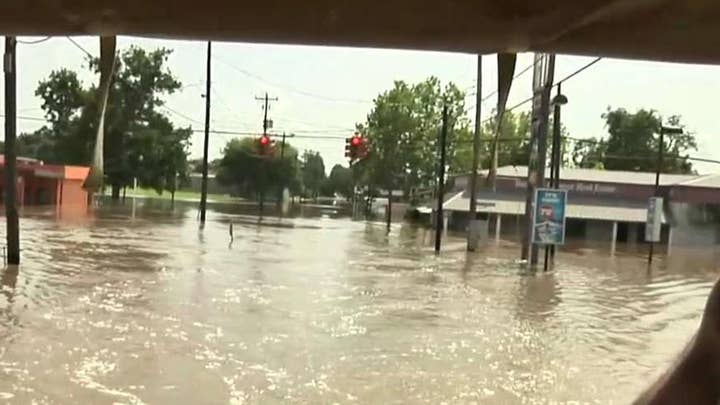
124,187,241,203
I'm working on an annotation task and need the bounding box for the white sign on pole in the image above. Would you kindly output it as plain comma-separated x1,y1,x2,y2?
645,197,663,242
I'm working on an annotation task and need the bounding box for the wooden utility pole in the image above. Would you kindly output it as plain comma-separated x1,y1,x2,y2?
199,41,211,226
255,92,279,135
4,37,19,265
521,54,555,266
255,92,278,214
435,105,449,253
467,54,482,251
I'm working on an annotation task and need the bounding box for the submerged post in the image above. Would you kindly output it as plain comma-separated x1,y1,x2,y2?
435,105,449,253
4,37,19,265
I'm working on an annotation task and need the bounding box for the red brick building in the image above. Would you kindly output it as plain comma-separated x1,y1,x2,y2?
0,156,90,210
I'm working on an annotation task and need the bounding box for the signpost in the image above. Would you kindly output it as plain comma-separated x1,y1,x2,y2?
532,188,567,246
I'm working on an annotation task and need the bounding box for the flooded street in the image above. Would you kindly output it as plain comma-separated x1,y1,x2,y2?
0,199,717,404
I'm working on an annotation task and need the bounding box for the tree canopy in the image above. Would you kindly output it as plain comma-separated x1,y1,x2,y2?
18,46,192,198
358,77,471,198
216,137,300,199
571,108,697,174
301,151,326,199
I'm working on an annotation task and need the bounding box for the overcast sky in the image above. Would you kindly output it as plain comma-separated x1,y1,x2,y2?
3,36,720,174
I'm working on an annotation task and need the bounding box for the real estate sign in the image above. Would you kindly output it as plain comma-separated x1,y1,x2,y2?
532,188,567,245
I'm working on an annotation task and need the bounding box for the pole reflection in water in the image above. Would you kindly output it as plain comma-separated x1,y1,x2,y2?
0,200,716,403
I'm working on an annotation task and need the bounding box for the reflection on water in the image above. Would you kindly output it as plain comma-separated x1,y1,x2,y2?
0,198,716,404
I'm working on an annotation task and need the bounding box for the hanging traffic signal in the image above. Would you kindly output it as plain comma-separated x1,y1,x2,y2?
258,134,272,155
345,137,353,158
345,133,367,162
357,137,370,160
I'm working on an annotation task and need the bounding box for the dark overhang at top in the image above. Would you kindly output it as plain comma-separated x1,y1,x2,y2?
2,0,720,64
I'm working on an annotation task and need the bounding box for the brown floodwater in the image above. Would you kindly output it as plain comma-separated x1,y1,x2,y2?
0,198,718,404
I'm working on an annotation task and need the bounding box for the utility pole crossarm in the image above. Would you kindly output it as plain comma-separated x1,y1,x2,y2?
255,93,278,134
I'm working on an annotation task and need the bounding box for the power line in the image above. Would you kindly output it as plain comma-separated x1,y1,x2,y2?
17,37,52,45
556,57,602,85
66,37,93,58
213,56,371,104
465,56,602,119
0,114,47,123
162,105,203,124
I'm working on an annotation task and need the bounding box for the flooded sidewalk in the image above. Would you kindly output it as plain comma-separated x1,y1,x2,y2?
0,201,717,404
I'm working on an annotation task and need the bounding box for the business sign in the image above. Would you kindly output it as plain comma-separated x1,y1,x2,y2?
532,188,567,245
645,197,663,242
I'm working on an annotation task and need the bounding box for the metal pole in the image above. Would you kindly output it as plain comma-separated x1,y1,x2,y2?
467,54,482,251
648,128,664,264
263,93,269,134
278,132,287,211
280,132,286,159
199,41,211,225
435,105,449,253
4,37,19,265
549,84,563,263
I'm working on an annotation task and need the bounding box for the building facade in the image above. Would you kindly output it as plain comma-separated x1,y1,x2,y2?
0,156,91,212
444,166,720,248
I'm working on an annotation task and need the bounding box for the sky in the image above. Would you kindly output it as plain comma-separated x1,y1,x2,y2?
3,36,720,174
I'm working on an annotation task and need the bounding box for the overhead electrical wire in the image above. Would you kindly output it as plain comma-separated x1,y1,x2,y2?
66,37,93,58
17,36,53,45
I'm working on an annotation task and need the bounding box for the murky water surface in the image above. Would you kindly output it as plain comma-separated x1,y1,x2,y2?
0,199,718,404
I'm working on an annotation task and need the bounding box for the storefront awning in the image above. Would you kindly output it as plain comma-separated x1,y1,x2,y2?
442,192,664,224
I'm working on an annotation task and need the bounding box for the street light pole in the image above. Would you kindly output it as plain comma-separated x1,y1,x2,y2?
547,85,568,267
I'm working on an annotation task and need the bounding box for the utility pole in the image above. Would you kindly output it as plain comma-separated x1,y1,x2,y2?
648,128,664,264
521,54,555,266
278,131,288,212
4,37,19,265
467,54,482,251
435,105,449,254
255,92,279,135
648,125,682,264
255,92,278,214
199,41,211,226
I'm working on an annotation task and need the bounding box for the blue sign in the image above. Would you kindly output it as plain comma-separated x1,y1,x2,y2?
532,188,567,245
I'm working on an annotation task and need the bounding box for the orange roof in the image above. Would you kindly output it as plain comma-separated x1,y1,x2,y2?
0,155,89,181
64,166,90,181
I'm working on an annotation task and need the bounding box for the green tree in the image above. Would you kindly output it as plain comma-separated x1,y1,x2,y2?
362,77,469,198
101,46,183,198
301,151,326,199
23,46,190,199
216,138,299,201
571,138,607,169
601,108,696,173
324,164,354,198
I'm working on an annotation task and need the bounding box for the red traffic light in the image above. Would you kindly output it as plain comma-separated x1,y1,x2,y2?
351,136,362,146
259,135,270,146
